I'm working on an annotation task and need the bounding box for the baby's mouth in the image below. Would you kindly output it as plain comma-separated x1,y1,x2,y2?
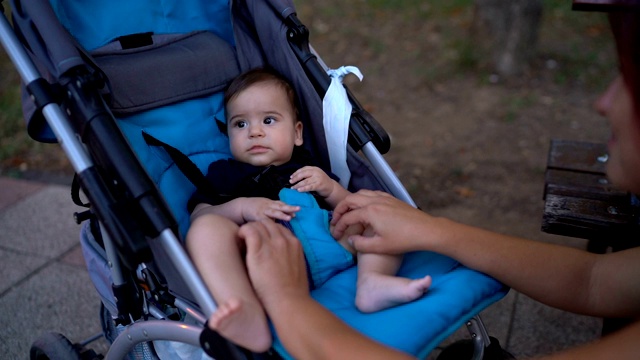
248,145,269,153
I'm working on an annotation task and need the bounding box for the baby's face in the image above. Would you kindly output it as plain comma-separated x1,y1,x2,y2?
227,82,303,167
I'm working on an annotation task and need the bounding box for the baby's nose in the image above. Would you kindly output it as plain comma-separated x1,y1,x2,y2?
249,125,265,137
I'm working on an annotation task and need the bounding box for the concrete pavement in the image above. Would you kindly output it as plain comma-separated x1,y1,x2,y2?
0,175,603,359
0,176,109,358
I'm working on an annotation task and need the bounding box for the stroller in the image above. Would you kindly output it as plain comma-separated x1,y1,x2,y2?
0,0,509,359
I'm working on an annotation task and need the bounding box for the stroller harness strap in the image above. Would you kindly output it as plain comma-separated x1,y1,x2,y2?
142,132,219,203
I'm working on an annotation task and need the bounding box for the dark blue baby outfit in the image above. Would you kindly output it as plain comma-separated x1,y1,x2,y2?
188,147,355,288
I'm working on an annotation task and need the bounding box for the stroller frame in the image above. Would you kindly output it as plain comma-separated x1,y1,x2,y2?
0,1,496,358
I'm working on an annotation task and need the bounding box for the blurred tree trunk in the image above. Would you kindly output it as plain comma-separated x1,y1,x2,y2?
472,0,543,77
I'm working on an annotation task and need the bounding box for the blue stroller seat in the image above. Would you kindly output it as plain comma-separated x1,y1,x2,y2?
5,0,508,358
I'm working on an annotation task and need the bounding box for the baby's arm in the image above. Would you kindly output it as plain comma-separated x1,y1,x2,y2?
290,166,351,208
191,198,300,225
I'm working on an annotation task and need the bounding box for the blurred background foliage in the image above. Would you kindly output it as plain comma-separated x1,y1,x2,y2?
0,1,616,178
296,0,613,85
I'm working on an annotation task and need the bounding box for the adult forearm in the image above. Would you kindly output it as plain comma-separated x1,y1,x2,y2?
267,296,414,360
426,217,599,314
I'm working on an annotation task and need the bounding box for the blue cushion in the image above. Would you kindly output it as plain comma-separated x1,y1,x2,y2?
50,0,234,51
273,251,508,358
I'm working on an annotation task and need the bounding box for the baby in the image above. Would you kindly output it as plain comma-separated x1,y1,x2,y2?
185,67,432,352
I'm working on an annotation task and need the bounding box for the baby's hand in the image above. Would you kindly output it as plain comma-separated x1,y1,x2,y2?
242,198,300,222
290,166,335,198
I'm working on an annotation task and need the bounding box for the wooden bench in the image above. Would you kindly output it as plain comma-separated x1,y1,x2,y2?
542,139,640,252
543,139,640,335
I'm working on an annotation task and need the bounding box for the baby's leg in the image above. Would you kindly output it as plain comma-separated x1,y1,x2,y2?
355,253,431,313
186,214,271,352
332,224,431,312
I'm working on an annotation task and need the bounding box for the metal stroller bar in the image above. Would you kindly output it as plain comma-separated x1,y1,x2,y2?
361,142,417,208
105,320,202,360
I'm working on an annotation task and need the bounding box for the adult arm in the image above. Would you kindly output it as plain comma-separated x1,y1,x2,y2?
331,190,640,319
239,220,415,360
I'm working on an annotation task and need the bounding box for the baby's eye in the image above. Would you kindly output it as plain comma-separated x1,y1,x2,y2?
263,117,276,125
233,120,247,128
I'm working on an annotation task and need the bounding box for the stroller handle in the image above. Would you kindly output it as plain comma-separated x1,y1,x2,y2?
0,7,93,174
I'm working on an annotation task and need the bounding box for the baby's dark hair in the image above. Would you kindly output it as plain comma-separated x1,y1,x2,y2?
224,67,300,119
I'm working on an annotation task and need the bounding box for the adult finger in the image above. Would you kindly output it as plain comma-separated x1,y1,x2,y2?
239,221,269,255
331,207,372,239
331,190,391,224
262,218,298,246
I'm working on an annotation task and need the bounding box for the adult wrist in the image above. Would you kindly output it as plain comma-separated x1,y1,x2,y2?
423,216,457,252
262,289,310,316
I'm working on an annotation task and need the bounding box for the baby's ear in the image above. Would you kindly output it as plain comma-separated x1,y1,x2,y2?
294,120,303,146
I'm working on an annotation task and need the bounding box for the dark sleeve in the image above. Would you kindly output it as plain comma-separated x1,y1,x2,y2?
186,160,236,213
187,191,232,214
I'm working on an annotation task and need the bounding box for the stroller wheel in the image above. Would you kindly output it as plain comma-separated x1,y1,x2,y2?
29,332,83,360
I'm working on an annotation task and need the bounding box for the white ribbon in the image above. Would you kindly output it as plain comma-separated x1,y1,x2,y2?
323,65,363,188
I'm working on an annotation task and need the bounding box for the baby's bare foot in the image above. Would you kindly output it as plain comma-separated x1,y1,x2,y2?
355,274,432,313
208,298,272,352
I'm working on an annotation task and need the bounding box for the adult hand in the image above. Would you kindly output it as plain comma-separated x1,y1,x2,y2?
240,220,416,360
239,220,309,308
330,190,435,255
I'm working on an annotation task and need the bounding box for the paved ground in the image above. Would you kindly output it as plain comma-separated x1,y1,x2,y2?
0,175,603,359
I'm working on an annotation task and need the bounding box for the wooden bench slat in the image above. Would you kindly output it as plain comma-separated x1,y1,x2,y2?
546,139,608,174
542,194,635,240
544,169,626,201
